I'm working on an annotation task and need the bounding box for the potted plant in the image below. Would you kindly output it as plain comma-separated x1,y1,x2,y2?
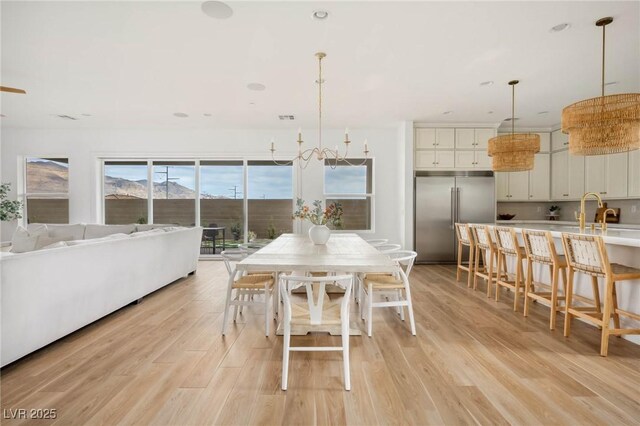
230,222,242,241
293,198,343,245
548,205,560,221
0,183,23,222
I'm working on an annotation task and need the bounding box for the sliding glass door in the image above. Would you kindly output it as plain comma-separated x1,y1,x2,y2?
152,161,196,226
247,161,293,239
104,161,148,224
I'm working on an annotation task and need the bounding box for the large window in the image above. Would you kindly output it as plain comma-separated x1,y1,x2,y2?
200,161,244,253
324,159,373,231
104,161,148,224
247,161,293,239
152,161,196,226
25,157,69,224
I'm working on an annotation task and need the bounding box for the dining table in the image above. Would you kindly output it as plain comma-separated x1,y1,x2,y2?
236,233,398,335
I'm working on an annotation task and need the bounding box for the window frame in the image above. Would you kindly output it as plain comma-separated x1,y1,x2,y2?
323,158,375,233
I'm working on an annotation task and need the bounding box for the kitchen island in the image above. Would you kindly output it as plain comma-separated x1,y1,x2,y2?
489,222,640,345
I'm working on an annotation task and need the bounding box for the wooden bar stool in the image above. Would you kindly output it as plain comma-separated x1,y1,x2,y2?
494,226,527,311
561,233,640,356
521,230,568,330
470,224,500,297
454,223,475,288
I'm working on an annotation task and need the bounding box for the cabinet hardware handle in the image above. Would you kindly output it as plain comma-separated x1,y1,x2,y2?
563,194,569,196
432,162,436,165
601,192,607,194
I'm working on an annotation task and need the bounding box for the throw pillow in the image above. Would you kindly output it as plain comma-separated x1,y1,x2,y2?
47,224,86,240
10,225,48,253
85,224,135,239
39,241,68,250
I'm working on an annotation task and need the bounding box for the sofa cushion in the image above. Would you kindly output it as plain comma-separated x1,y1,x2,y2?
85,224,136,239
131,228,166,237
11,225,48,253
135,224,173,232
65,233,130,246
34,235,72,250
39,241,68,250
46,224,86,240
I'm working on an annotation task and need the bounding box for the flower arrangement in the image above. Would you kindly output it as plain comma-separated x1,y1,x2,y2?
293,198,344,229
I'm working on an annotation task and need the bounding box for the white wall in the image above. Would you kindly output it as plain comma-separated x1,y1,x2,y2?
1,126,406,245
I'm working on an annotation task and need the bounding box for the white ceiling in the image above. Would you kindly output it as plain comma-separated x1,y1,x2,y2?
1,1,639,130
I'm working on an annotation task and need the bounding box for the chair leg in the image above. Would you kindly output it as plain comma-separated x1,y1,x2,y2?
513,257,523,312
397,290,405,321
342,315,351,391
600,278,614,357
456,242,462,282
495,251,503,302
564,268,575,337
467,245,475,289
367,284,373,337
360,286,365,320
281,326,290,390
405,284,416,336
524,259,533,317
473,247,481,291
550,266,559,330
591,275,602,314
233,292,241,322
611,282,621,334
487,249,495,298
264,285,270,337
222,277,234,336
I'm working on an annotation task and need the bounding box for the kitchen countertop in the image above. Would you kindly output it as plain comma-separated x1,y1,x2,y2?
493,221,640,248
496,220,640,230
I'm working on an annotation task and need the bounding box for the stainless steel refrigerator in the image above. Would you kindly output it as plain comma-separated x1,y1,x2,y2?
414,171,495,264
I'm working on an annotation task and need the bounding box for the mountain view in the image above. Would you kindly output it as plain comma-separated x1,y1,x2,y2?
27,160,223,199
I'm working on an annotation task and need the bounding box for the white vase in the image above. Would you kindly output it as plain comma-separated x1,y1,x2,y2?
308,224,331,245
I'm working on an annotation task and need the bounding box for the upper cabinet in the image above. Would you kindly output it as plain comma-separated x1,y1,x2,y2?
585,153,628,199
551,130,569,151
629,150,640,197
496,153,550,201
414,126,496,170
551,150,584,200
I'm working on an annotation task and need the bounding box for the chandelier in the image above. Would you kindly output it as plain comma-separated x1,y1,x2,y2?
561,17,640,156
270,52,370,169
488,80,540,172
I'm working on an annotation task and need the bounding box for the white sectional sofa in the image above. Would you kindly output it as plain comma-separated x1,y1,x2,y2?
0,224,203,367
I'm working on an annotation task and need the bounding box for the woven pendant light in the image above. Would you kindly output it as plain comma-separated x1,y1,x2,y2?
488,80,540,172
562,17,640,156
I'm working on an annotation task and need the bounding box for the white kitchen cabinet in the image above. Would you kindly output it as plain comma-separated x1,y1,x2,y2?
529,153,550,200
538,133,551,153
585,156,607,195
455,129,475,149
585,153,628,199
415,128,436,149
496,173,509,201
551,130,569,151
415,150,455,169
436,129,455,149
496,171,528,201
629,150,640,197
551,149,584,200
455,150,492,169
474,129,495,150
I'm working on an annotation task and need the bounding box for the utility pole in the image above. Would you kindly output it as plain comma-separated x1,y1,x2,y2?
155,166,179,199
228,185,243,199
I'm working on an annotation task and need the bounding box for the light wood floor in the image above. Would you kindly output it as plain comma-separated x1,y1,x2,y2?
2,262,640,425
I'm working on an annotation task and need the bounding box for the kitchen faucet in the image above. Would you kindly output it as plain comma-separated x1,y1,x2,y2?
576,192,604,232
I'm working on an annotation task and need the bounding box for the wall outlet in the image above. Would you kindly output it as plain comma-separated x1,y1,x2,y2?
537,206,542,213
632,205,638,214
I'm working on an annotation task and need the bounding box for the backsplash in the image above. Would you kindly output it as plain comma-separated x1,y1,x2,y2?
497,199,640,225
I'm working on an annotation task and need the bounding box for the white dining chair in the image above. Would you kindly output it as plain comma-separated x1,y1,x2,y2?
375,243,402,254
365,238,389,247
221,250,276,336
279,273,353,391
360,250,417,337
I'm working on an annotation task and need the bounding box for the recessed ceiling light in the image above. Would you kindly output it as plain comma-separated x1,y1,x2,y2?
312,10,329,20
605,81,618,86
442,111,453,115
550,23,571,33
538,111,549,115
504,117,520,121
487,111,494,114
81,113,92,117
247,83,266,91
203,113,212,117
201,1,233,19
0,114,5,118
249,102,255,105
480,81,494,86
174,112,189,118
